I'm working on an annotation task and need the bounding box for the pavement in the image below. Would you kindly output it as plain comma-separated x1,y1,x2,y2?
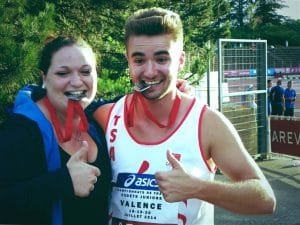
215,153,300,225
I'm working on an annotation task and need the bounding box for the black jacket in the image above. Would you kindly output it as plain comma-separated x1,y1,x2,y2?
0,112,111,225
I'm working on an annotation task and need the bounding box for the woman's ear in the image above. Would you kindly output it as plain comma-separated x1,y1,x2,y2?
40,70,46,88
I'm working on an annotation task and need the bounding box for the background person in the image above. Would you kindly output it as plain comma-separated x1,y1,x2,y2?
0,36,111,225
241,84,257,109
267,79,272,115
284,80,297,117
270,79,285,115
94,7,276,225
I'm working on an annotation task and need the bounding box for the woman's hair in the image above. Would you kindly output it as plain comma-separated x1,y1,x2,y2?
125,7,183,47
38,35,93,74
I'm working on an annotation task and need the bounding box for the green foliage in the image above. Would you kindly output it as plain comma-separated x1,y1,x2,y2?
49,0,232,98
183,41,216,84
0,1,56,123
230,0,300,46
165,0,231,50
97,74,132,99
229,0,287,28
1,0,300,124
230,0,254,27
252,0,287,26
231,20,300,46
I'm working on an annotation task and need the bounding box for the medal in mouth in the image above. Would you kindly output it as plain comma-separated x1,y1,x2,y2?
65,90,87,101
43,95,89,143
134,80,161,92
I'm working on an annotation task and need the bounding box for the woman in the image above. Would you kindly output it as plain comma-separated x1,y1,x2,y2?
0,36,111,225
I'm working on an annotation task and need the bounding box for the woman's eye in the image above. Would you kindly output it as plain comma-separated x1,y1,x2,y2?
56,71,68,76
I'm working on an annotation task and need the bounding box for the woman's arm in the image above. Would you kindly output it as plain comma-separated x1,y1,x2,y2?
0,114,74,213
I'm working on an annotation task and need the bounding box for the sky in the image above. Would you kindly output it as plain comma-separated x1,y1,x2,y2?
277,0,300,20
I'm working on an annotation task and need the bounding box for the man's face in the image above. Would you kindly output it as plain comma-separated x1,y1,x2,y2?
268,81,272,88
126,34,185,100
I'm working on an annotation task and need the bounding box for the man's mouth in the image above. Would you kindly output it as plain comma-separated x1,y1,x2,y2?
134,80,162,92
65,90,87,101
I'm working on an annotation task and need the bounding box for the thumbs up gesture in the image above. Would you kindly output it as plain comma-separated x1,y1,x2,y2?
155,150,196,202
67,141,100,197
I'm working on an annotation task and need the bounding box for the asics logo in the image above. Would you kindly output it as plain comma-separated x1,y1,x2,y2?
124,174,158,188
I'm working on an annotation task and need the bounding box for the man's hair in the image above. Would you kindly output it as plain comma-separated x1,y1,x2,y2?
277,79,282,85
125,7,183,47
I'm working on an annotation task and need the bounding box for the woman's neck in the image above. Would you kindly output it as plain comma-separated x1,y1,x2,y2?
40,96,89,143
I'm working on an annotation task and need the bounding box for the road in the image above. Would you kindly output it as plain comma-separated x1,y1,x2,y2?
215,153,300,225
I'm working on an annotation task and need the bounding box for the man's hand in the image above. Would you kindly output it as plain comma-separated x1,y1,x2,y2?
67,141,100,197
155,150,197,202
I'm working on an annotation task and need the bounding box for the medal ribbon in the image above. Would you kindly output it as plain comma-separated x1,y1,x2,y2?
43,96,89,143
127,91,181,128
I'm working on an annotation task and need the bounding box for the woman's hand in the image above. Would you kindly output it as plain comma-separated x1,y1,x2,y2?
67,141,100,197
176,79,194,96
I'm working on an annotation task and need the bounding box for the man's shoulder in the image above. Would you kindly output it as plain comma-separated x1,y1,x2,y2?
274,85,284,93
271,86,278,91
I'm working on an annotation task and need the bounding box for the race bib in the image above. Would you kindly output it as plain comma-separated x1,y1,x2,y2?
111,173,178,225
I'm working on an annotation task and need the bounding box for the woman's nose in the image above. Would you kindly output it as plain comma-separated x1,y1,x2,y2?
70,73,83,86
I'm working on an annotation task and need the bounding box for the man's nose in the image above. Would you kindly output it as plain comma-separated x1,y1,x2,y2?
144,61,156,77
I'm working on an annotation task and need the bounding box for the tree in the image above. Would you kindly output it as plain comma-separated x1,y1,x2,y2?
230,0,256,28
251,0,287,27
229,0,300,46
0,0,56,122
211,0,231,40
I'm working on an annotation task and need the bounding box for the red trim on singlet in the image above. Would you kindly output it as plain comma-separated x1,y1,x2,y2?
178,213,187,225
124,94,131,127
124,96,196,145
198,105,217,173
104,102,117,133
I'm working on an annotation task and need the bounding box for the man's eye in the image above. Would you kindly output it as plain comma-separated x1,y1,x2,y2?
81,70,91,75
134,58,144,64
157,57,168,64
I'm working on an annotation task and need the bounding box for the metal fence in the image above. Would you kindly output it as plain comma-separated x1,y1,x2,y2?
217,39,268,157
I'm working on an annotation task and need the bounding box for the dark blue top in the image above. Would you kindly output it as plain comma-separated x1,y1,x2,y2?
270,85,285,105
0,85,112,225
284,88,296,108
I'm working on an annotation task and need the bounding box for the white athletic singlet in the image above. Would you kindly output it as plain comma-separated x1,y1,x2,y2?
106,95,215,225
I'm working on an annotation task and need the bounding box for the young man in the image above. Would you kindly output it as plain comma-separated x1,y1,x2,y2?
270,79,285,115
284,80,297,117
94,7,276,225
267,79,272,115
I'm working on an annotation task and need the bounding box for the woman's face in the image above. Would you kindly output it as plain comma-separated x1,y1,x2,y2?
43,45,97,114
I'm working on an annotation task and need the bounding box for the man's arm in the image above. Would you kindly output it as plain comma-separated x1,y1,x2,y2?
93,103,114,132
200,108,275,214
282,89,285,109
156,107,276,214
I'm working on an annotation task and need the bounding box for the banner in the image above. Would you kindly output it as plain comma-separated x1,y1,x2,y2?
270,117,300,157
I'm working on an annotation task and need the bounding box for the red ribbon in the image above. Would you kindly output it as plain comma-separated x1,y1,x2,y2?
43,96,89,143
127,92,181,128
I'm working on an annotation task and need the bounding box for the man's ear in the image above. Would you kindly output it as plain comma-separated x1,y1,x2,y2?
178,51,185,71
